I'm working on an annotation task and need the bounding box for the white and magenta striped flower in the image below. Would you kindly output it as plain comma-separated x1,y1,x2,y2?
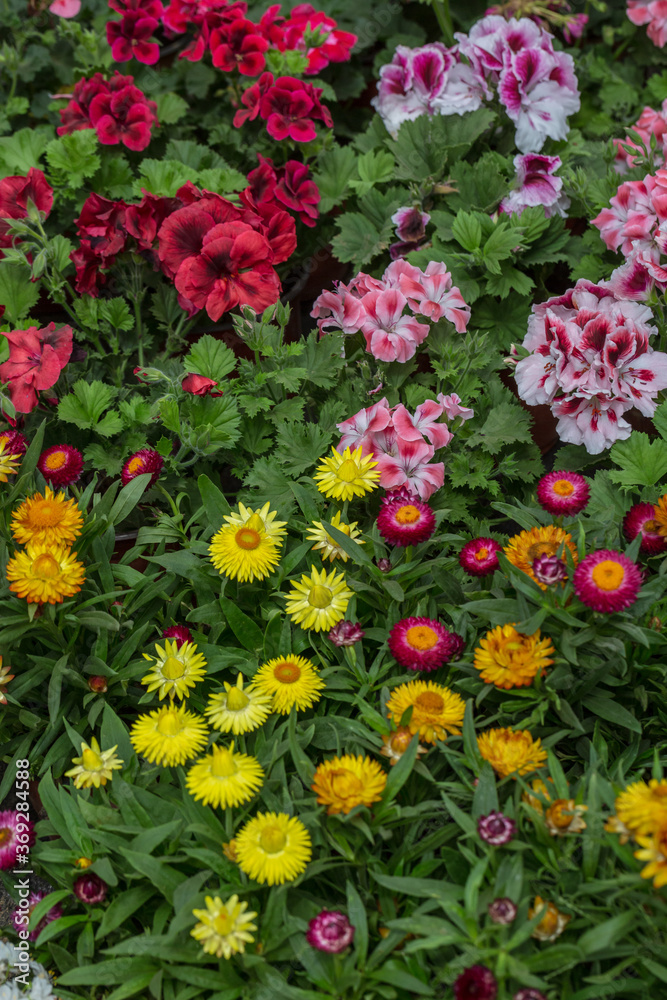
500,154,569,219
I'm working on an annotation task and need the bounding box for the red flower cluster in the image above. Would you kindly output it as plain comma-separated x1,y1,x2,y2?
0,324,73,413
107,0,164,64
157,0,355,74
245,154,320,226
158,182,295,319
57,71,158,152
233,71,332,142
0,168,53,255
71,182,296,320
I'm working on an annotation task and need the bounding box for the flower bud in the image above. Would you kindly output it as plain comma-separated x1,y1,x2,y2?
88,676,108,694
488,898,517,925
306,910,355,953
73,872,107,904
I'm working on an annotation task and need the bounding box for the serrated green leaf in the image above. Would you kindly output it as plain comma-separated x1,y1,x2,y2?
183,334,236,382
609,432,667,489
45,130,100,188
0,261,40,323
155,92,189,125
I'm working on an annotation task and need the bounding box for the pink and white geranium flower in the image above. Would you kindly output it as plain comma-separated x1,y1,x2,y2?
375,437,445,499
614,101,667,173
337,397,393,452
310,284,366,335
500,153,569,218
397,261,471,328
359,289,430,363
498,44,580,152
515,279,667,453
627,0,667,47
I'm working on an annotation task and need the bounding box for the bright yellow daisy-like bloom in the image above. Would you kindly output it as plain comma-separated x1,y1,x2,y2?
64,737,124,789
222,501,287,545
209,512,280,583
477,727,547,778
141,639,207,700
253,654,325,714
0,657,15,706
311,754,387,815
528,897,571,941
504,525,578,590
285,564,352,632
191,894,257,960
235,811,312,886
6,542,85,604
185,743,264,809
473,623,555,690
306,511,364,562
385,679,466,745
130,704,209,767
205,673,272,734
615,778,667,837
0,440,20,483
11,487,83,548
634,824,667,888
313,446,380,502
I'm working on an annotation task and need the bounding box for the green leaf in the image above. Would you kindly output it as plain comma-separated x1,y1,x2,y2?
0,262,40,323
350,149,396,194
155,92,189,124
382,733,420,803
314,143,358,212
288,711,315,786
467,401,533,455
452,211,483,251
578,912,635,956
184,334,236,382
45,130,100,188
135,159,192,198
0,127,50,172
346,881,369,964
101,298,134,332
609,432,667,489
198,472,231,527
582,695,641,733
58,958,154,986
106,473,152,527
123,849,182,902
57,380,117,430
219,595,264,651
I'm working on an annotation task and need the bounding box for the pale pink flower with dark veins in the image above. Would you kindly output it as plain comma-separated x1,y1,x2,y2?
310,284,366,335
500,153,569,218
498,46,580,152
455,15,545,80
392,400,453,450
375,437,445,500
336,398,393,452
359,289,430,363
438,392,475,423
397,261,471,329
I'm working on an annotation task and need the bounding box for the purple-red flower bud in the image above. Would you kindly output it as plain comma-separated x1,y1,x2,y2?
306,910,354,953
477,811,516,846
73,872,108,904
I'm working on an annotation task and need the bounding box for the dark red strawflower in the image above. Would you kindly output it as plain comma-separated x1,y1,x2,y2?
536,471,590,517
459,537,503,577
478,811,516,846
74,872,108,904
181,373,222,395
211,18,269,75
328,621,365,646
162,625,193,647
0,323,73,413
488,898,517,924
0,429,28,456
623,502,667,554
121,448,164,486
38,444,84,486
106,11,161,65
453,965,498,1000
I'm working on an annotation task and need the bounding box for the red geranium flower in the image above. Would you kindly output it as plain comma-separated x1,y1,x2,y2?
106,10,161,64
276,161,320,226
259,76,322,142
0,168,54,251
89,83,158,150
174,221,280,320
246,201,297,262
70,241,114,297
157,196,242,277
0,324,73,413
125,191,180,251
181,373,223,395
211,18,269,75
233,71,274,128
109,0,164,17
75,193,128,257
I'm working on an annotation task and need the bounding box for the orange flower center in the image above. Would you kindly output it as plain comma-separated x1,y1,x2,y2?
273,661,301,684
308,585,332,608
126,456,145,475
337,459,359,482
475,548,489,561
235,527,261,550
0,827,11,846
395,505,420,525
405,625,439,651
645,520,659,532
591,560,625,591
414,691,444,713
527,541,558,562
552,479,574,496
31,553,60,579
330,767,364,800
259,826,286,854
44,450,67,470
28,499,63,528
538,905,560,936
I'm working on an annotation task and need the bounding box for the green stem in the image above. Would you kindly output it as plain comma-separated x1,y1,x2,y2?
432,0,454,45
134,294,145,368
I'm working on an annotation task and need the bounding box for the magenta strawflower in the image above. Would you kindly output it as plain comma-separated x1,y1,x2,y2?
513,991,547,1000
306,910,355,953
388,617,463,672
38,443,83,486
13,889,63,941
623,502,667,554
328,621,365,646
73,872,108,904
488,898,518,924
162,624,193,647
121,448,163,486
477,811,516,846
459,538,503,577
0,810,35,870
532,554,568,586
377,495,436,546
573,549,642,613
0,429,28,456
536,471,590,516
453,965,498,1000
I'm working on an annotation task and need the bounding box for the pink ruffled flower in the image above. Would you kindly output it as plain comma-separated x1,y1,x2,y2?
627,0,667,46
310,284,366,335
614,102,667,172
592,174,662,256
49,0,81,15
536,471,590,516
478,811,516,845
438,392,475,423
392,400,453,450
516,279,667,453
13,890,63,942
623,502,667,554
377,493,436,546
337,398,393,452
397,261,471,329
573,549,642,613
162,624,193,646
374,437,445,500
306,910,355,953
0,811,35,870
388,616,463,672
500,153,569,218
459,537,502,576
360,289,430,363
498,44,580,152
